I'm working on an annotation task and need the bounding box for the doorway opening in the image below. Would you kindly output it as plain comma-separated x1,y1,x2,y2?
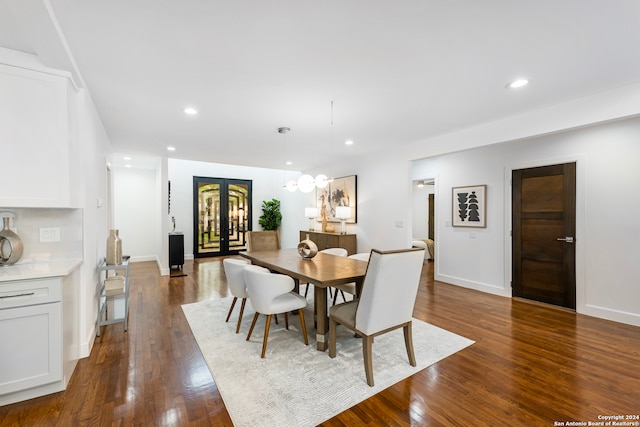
193,177,252,257
412,179,435,261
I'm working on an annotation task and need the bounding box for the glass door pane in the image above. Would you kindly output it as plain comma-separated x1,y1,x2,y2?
197,181,221,256
227,182,250,251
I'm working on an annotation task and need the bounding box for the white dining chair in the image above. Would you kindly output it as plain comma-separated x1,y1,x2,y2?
328,247,425,386
243,265,309,358
222,258,251,333
331,252,370,305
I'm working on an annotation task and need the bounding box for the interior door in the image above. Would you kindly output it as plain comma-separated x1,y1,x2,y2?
512,163,576,309
193,177,251,257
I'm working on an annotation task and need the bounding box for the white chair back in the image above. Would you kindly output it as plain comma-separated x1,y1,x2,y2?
348,252,370,262
223,258,251,298
320,248,348,257
355,248,424,335
243,265,295,314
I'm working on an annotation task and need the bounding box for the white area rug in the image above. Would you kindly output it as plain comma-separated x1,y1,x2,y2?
182,296,473,427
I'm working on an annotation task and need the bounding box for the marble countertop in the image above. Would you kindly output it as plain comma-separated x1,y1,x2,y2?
0,259,83,282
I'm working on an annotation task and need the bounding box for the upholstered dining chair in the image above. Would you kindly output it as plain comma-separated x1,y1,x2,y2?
328,247,425,386
243,265,309,358
302,247,348,298
246,230,280,252
222,258,251,333
331,252,370,305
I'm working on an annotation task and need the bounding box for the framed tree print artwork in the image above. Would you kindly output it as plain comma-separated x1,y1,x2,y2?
452,185,486,227
316,175,357,223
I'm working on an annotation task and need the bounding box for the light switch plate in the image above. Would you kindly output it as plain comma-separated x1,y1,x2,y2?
40,227,60,242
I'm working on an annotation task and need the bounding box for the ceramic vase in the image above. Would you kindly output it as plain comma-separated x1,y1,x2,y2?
106,229,122,265
0,217,24,266
297,234,318,260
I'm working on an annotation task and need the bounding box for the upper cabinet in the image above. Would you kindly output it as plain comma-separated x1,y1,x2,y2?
0,59,78,208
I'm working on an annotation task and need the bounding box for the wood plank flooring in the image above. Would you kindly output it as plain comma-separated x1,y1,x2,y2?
1,258,638,426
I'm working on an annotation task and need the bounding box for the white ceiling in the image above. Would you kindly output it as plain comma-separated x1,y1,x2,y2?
2,0,640,170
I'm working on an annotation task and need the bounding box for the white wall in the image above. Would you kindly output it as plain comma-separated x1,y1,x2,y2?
113,165,161,263
76,89,112,356
305,153,414,254
168,159,308,261
411,117,640,326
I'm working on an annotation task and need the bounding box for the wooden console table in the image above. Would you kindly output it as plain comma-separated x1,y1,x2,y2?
299,230,356,255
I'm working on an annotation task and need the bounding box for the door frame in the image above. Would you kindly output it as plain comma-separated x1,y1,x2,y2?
503,155,586,310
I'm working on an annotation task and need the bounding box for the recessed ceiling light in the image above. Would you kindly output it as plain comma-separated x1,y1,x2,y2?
125,164,132,168
345,140,354,146
286,161,292,166
123,156,131,160
167,146,176,151
506,79,529,89
184,107,198,115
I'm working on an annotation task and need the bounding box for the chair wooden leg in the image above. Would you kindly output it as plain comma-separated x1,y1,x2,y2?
403,322,417,366
261,314,272,358
274,313,278,325
246,312,259,341
332,289,338,305
284,312,289,330
303,283,309,298
329,318,337,358
235,298,247,333
340,290,346,302
363,335,374,386
298,309,308,345
225,297,238,322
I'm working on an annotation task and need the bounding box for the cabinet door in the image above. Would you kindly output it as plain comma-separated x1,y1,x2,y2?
0,302,62,394
322,234,339,250
0,64,71,207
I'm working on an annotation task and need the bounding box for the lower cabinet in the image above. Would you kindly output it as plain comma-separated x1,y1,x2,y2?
299,230,357,255
0,277,62,397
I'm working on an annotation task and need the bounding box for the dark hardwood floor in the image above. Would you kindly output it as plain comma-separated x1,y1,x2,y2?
1,258,639,426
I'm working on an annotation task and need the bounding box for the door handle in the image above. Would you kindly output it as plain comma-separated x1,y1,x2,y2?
556,237,574,243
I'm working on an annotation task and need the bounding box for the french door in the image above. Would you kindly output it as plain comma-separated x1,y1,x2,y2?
193,177,251,257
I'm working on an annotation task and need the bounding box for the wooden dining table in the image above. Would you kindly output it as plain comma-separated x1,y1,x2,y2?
240,248,368,351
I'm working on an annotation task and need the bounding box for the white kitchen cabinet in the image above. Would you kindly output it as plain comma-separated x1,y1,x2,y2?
0,277,63,400
0,59,77,207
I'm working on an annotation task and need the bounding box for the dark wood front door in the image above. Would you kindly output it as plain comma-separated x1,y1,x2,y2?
512,163,576,309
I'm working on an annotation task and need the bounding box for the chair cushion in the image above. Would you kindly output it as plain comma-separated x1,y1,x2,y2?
330,300,358,328
266,292,307,314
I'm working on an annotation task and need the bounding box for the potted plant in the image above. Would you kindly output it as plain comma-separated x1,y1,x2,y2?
258,198,282,230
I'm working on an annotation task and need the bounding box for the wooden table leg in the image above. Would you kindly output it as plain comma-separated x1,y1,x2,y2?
314,284,328,351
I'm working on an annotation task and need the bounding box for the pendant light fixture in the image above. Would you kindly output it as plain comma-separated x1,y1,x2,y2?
278,101,335,193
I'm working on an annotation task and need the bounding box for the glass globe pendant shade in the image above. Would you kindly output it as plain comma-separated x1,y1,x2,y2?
297,174,316,193
314,174,331,189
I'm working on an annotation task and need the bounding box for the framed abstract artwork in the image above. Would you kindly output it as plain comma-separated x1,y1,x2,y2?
452,185,486,227
316,175,357,223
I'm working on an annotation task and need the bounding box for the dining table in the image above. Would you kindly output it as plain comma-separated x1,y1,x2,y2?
240,248,368,351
